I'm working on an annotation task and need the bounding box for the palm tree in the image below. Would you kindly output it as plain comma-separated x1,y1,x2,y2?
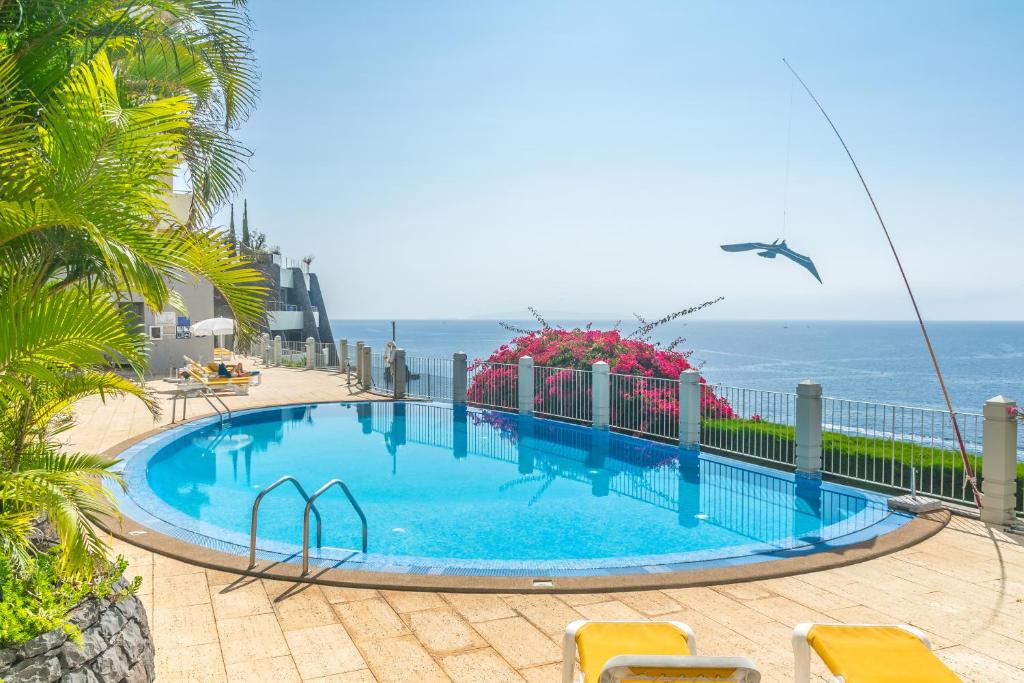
0,1,265,575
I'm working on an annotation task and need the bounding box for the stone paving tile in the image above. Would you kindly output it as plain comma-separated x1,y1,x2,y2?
153,571,211,608
613,590,685,616
152,553,206,578
320,585,381,604
359,635,451,683
284,623,366,680
518,662,563,683
216,613,290,664
441,592,516,623
503,594,584,638
224,655,302,683
153,604,219,649
573,599,645,622
474,617,562,669
403,607,487,654
268,583,339,631
210,577,274,621
438,648,527,682
381,589,447,613
305,671,378,683
333,597,410,643
154,641,227,682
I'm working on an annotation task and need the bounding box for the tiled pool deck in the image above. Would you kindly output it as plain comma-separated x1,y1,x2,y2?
66,367,1024,682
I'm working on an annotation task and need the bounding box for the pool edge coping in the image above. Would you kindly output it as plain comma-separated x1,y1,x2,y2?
97,403,950,593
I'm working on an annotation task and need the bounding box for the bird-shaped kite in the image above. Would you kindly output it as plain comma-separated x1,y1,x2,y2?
720,239,822,283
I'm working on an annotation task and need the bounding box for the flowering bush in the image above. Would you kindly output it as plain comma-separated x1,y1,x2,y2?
468,327,734,437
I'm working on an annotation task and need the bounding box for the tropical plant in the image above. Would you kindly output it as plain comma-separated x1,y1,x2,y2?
0,0,264,578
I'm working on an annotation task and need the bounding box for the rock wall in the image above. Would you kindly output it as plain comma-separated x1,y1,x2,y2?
0,579,154,683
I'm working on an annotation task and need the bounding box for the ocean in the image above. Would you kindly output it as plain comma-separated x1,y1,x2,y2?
330,319,1024,416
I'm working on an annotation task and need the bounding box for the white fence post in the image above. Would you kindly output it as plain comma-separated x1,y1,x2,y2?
795,380,823,477
452,352,468,404
592,361,610,429
355,341,364,381
393,348,406,399
339,339,348,373
980,395,1017,525
679,369,701,448
261,333,270,365
359,345,372,387
273,335,282,366
518,356,534,415
305,337,315,370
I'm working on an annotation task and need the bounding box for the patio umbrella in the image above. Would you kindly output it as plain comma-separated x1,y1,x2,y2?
190,317,234,337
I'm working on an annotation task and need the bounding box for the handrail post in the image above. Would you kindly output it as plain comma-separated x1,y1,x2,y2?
592,361,610,429
302,479,368,575
518,356,534,415
249,476,322,569
981,395,1017,525
452,352,468,404
679,370,701,448
394,348,407,399
795,380,823,478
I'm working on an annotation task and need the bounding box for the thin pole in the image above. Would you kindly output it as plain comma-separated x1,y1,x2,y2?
783,59,981,508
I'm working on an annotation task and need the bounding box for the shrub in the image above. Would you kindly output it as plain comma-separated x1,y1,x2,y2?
0,550,140,647
468,327,734,437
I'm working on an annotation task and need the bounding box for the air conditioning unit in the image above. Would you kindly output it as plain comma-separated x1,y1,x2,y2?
149,325,163,340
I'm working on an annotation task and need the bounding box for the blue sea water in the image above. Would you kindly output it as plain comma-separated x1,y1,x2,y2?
331,319,1024,415
132,401,904,571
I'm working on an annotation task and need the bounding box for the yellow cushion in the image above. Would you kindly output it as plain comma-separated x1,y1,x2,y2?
576,622,690,683
807,625,962,683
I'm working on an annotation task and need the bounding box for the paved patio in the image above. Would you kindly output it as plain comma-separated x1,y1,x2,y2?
67,367,1024,682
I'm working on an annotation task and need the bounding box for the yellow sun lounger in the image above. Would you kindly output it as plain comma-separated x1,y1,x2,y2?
183,367,252,395
562,620,761,683
793,623,962,683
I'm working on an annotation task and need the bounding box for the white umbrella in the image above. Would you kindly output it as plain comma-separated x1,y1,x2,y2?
190,317,235,337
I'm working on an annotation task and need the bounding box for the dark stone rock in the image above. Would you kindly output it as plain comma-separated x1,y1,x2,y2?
113,598,137,622
96,609,126,641
111,621,145,664
17,629,67,659
66,601,100,630
122,660,149,683
0,646,18,668
90,645,128,682
6,655,62,683
58,628,105,670
141,647,155,681
59,669,99,683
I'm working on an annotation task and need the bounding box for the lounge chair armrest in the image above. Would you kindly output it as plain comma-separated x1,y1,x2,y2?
599,655,760,683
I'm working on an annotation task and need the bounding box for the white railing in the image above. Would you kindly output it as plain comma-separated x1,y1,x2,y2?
279,340,306,367
821,397,984,507
700,384,796,466
405,356,453,401
610,374,680,441
533,365,592,423
311,342,337,369
466,362,518,411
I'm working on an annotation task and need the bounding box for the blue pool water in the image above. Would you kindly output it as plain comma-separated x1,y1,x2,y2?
119,401,910,575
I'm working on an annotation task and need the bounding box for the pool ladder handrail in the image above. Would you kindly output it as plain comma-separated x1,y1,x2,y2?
249,476,323,568
199,388,232,428
301,478,368,575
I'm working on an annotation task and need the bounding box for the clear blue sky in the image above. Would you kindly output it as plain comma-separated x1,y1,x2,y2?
214,1,1022,320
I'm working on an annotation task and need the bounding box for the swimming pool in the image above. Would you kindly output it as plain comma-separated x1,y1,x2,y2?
115,401,911,577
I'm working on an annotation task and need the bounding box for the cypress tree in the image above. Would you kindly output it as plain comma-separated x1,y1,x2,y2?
228,204,236,251
241,199,250,247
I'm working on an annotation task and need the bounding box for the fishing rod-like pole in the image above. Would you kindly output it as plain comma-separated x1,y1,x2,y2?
783,58,982,508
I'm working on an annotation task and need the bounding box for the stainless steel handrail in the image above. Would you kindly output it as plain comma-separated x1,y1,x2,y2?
249,476,323,568
301,479,368,575
199,389,232,427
